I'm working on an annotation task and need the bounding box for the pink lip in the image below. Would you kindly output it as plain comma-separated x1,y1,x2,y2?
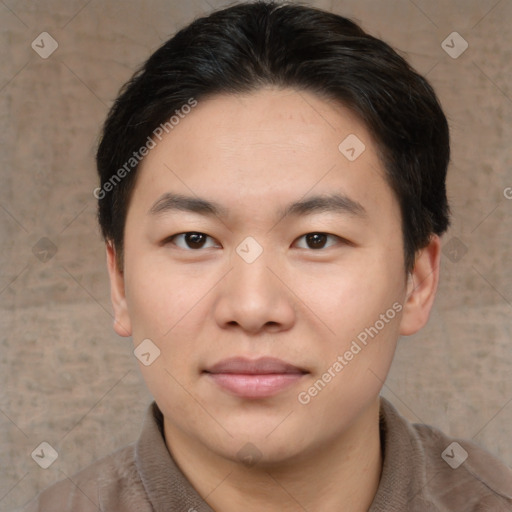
204,357,308,399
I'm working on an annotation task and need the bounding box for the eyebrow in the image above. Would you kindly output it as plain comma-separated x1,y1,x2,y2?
148,192,367,220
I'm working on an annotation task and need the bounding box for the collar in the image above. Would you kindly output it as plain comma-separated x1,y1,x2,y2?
133,397,437,511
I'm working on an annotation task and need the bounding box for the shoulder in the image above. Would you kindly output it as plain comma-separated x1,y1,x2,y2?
375,397,512,511
20,442,152,512
412,420,512,511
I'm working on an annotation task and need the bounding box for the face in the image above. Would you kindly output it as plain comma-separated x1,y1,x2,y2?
108,87,436,465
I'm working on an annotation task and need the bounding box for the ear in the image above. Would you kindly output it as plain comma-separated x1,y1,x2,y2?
106,242,132,337
399,235,441,336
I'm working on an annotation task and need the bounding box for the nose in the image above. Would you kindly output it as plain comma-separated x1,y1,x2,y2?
213,246,296,335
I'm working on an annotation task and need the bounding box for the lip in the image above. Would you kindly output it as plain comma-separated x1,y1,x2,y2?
203,357,308,399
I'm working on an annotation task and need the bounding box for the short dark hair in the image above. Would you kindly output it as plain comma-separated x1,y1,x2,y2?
96,0,450,272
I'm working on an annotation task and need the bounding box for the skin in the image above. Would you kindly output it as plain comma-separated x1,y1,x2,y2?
106,87,441,512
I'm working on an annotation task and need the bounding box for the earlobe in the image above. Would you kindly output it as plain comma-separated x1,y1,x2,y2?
399,235,441,336
106,242,132,337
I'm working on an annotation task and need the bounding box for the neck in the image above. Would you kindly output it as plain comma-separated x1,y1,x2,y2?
163,397,383,512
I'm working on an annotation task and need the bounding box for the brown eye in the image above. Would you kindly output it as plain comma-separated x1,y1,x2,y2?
184,232,207,248
165,232,218,250
295,232,339,250
306,233,328,249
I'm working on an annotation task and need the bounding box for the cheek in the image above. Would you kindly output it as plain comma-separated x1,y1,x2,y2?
125,271,169,340
124,251,203,339
307,260,405,400
123,253,216,387
125,261,204,405
302,256,403,334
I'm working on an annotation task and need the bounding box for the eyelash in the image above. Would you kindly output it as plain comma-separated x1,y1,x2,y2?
162,231,346,251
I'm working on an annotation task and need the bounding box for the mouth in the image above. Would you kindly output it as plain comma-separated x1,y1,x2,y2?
203,356,309,399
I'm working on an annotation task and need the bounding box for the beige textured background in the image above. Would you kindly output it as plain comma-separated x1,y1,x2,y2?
1,0,511,509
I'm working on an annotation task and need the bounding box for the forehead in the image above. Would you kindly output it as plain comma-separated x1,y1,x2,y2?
129,87,399,228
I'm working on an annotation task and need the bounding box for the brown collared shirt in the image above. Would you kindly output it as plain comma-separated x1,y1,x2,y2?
20,397,512,511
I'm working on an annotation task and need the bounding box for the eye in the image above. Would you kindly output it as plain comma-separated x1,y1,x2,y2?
294,232,343,250
163,231,346,251
164,232,219,250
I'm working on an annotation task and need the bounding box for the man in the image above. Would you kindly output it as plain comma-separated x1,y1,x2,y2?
23,1,512,510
